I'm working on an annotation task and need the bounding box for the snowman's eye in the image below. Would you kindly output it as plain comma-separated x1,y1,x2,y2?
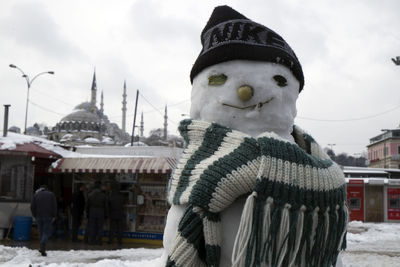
208,74,227,86
273,75,287,87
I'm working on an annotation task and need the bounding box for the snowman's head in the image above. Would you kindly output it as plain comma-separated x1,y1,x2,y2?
189,6,304,140
190,60,299,138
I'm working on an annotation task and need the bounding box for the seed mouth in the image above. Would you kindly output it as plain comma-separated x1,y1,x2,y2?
222,98,273,110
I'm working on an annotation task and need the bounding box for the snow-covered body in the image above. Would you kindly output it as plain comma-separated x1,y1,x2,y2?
161,60,336,266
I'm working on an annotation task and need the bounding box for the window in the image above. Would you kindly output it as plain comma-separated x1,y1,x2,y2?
398,146,400,155
0,164,33,202
389,198,400,209
349,198,361,209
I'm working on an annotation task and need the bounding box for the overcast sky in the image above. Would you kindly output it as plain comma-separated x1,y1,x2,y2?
1,0,399,155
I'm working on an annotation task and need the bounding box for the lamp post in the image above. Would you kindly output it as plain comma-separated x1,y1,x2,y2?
327,143,336,151
9,64,54,134
392,56,400,65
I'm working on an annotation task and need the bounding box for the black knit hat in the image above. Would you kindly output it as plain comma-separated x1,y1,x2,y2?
190,5,305,92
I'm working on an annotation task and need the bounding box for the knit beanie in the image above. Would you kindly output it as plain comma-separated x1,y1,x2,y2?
190,5,305,92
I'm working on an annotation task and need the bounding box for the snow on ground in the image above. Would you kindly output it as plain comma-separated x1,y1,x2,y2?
0,221,399,266
342,221,400,267
0,246,163,267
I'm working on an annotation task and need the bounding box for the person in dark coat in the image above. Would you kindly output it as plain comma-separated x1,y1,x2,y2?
71,184,86,242
30,185,57,256
108,184,125,245
86,181,108,245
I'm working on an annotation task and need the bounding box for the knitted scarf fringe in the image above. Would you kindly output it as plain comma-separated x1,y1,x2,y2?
166,119,348,267
231,193,348,267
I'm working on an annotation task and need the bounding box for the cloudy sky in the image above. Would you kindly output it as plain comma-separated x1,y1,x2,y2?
1,0,399,155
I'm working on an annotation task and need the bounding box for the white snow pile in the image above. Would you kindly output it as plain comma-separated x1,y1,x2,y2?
0,131,76,157
0,246,163,267
0,221,399,266
124,141,148,147
101,136,114,144
341,221,400,267
84,137,101,144
0,132,140,160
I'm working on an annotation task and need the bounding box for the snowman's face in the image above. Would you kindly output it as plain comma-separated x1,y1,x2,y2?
190,60,300,137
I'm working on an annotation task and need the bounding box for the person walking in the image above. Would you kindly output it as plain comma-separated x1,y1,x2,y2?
108,184,124,245
86,181,107,245
30,185,57,256
83,183,95,244
71,184,86,242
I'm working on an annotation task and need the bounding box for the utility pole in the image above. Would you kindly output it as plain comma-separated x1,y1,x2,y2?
131,90,139,146
3,105,11,137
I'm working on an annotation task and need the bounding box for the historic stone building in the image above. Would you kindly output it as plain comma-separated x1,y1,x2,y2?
368,128,400,169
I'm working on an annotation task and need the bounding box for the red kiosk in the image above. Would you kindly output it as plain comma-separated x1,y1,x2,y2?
387,187,400,221
346,179,365,221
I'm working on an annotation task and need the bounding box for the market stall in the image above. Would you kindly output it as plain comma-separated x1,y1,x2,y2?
0,141,61,238
50,156,177,245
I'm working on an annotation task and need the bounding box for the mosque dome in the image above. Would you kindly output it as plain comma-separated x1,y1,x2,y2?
60,109,101,124
74,102,91,111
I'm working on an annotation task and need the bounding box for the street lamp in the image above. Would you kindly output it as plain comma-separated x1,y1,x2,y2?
327,143,336,151
392,56,400,65
9,64,54,134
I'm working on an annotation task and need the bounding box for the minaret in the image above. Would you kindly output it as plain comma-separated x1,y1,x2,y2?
90,70,97,113
164,105,168,141
100,90,104,114
122,80,127,133
140,112,144,137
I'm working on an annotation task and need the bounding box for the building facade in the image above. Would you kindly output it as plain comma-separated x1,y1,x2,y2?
367,128,400,169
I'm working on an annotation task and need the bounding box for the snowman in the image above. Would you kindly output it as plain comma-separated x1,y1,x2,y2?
161,6,347,267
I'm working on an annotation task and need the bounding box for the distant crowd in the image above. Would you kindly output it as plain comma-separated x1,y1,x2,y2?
31,181,125,256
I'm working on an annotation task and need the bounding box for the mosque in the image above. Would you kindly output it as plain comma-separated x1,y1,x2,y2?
47,72,141,146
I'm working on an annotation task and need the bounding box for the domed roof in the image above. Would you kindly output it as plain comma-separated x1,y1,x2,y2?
60,109,101,124
74,102,91,111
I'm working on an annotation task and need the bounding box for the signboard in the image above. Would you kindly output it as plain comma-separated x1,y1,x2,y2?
369,179,385,185
78,230,163,240
389,179,400,186
349,179,364,185
124,232,163,240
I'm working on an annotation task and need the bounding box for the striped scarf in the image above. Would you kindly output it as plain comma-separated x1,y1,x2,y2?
166,119,348,267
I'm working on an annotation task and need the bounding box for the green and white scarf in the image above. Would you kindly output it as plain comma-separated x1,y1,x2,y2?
166,119,348,267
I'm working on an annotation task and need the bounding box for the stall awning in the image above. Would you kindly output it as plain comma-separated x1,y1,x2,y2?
50,157,177,174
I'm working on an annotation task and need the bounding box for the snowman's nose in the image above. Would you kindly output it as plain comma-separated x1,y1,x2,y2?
237,85,254,102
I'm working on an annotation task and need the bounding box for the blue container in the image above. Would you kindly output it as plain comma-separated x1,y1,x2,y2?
13,216,32,241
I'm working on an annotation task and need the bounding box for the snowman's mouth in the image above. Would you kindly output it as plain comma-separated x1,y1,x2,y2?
221,97,273,111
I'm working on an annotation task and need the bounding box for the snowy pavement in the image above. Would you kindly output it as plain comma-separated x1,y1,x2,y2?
342,221,400,267
0,246,164,267
1,221,399,266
